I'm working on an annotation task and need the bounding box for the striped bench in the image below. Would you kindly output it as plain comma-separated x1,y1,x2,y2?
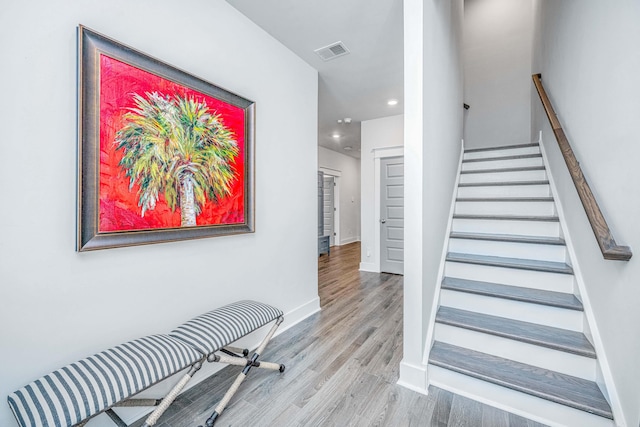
7,301,284,427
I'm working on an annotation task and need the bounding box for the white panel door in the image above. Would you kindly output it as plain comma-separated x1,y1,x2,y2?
323,175,335,246
380,157,404,274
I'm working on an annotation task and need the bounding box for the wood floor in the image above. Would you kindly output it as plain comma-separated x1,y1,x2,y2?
136,242,547,427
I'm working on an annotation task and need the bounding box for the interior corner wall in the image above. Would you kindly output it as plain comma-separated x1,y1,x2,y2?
531,1,640,426
318,146,361,245
0,1,319,425
400,0,463,390
463,0,534,149
360,114,404,271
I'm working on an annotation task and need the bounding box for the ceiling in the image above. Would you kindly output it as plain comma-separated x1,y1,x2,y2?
225,0,404,159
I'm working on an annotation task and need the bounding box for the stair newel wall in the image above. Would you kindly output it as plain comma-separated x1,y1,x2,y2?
422,139,466,366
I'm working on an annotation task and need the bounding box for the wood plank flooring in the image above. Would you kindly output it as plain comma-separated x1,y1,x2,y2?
135,242,547,427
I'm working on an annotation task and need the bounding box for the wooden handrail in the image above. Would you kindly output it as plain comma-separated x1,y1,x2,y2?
532,73,632,261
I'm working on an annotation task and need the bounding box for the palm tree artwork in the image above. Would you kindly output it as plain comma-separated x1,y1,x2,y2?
114,92,239,227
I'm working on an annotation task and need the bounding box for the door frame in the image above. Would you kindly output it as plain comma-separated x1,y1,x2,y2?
373,146,404,273
319,167,341,246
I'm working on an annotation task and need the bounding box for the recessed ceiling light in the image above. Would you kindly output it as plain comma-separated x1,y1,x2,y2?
332,134,340,139
387,99,398,106
343,146,353,151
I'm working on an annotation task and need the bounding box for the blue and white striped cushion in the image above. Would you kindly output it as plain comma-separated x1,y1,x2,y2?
7,334,201,427
169,300,283,355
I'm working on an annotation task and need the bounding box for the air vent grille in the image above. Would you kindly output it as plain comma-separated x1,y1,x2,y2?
314,41,350,61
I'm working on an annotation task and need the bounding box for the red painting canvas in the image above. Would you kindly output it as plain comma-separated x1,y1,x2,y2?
98,55,246,232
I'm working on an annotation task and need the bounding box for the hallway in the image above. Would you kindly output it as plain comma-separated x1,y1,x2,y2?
136,242,546,426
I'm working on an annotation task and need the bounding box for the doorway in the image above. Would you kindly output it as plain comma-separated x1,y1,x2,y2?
322,175,336,246
380,156,404,274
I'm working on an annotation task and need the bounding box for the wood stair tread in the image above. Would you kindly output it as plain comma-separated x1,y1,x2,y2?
436,306,595,357
457,197,554,202
462,153,542,163
458,180,549,187
441,277,582,311
464,143,540,154
453,214,559,222
461,166,546,174
429,341,612,419
449,231,565,245
446,252,573,274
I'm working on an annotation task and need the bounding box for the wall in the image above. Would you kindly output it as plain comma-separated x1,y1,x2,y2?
531,1,640,425
399,0,464,393
463,0,534,149
0,1,319,425
318,147,361,245
360,114,404,272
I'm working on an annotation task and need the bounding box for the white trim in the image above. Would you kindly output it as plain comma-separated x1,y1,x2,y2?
276,297,322,336
374,157,381,271
398,360,429,395
340,236,360,246
333,176,341,246
373,145,404,158
359,262,379,273
319,166,342,177
374,153,404,274
538,133,625,426
422,139,465,365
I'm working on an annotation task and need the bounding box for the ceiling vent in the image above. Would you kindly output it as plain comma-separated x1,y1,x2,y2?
314,41,350,61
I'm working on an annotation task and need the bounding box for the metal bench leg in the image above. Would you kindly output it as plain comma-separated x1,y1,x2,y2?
200,316,284,427
114,398,162,407
142,360,203,427
209,353,285,373
223,346,249,357
105,409,128,427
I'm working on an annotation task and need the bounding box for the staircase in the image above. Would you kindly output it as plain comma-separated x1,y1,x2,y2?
427,143,615,427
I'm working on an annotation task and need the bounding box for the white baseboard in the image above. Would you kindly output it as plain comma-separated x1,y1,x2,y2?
397,360,429,395
339,236,360,246
276,297,321,336
359,262,379,273
117,296,321,426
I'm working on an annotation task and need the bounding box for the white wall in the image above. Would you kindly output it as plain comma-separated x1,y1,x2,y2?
360,114,404,271
0,1,319,425
531,2,640,425
463,0,534,149
318,147,361,245
400,0,464,393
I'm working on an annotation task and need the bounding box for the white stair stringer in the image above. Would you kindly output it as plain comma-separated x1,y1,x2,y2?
427,143,615,426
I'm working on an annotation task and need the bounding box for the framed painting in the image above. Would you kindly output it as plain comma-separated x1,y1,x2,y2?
77,26,255,251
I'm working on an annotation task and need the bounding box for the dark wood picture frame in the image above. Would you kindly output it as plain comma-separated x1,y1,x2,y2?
77,26,255,251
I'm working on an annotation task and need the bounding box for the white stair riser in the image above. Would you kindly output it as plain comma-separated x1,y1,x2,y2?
457,184,551,198
451,218,560,238
447,238,567,263
444,261,574,293
460,169,547,184
463,146,541,160
455,200,556,216
427,366,614,427
439,289,582,331
462,157,544,171
434,325,595,380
